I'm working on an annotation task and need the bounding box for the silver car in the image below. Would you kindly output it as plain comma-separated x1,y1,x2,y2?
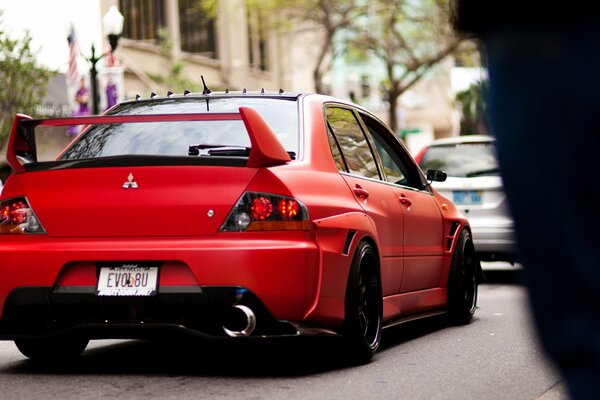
416,135,517,262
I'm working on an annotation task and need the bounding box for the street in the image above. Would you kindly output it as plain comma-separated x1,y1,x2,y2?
0,269,567,400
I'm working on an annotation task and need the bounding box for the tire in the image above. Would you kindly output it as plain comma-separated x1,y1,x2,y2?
343,241,382,363
15,337,89,361
447,229,479,325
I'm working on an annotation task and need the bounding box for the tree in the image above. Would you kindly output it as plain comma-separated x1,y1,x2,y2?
455,80,489,135
209,0,365,94
275,0,366,94
0,22,51,148
349,0,462,133
146,28,202,94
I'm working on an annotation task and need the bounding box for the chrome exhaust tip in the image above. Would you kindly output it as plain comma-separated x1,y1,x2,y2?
223,304,256,337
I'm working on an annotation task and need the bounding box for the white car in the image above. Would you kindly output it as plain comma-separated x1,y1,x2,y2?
416,135,517,263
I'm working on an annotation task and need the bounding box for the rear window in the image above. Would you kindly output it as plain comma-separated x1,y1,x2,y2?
419,141,499,177
60,97,299,160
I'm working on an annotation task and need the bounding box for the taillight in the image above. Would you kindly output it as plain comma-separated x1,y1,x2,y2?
0,197,46,234
220,192,309,232
250,197,273,221
277,199,300,219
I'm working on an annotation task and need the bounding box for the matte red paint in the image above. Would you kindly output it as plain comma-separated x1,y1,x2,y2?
57,261,202,288
0,96,471,339
239,107,292,168
18,166,257,237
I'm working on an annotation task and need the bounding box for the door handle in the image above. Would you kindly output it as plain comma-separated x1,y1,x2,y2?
399,194,412,208
353,185,369,201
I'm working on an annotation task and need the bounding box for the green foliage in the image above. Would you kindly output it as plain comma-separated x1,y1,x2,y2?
197,0,218,18
346,0,462,132
455,80,489,135
153,27,201,93
0,23,51,146
454,40,482,68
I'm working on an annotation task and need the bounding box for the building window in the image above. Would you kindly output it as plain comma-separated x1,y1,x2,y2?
120,0,165,42
179,0,217,58
247,4,268,71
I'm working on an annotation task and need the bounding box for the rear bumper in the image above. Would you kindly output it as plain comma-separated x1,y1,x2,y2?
0,285,340,340
471,225,518,261
0,234,325,337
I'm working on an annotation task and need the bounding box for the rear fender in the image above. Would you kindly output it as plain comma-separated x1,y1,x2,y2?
305,212,379,325
313,212,378,254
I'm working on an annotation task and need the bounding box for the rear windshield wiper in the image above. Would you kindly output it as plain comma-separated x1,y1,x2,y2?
207,147,251,157
189,144,296,159
188,144,249,156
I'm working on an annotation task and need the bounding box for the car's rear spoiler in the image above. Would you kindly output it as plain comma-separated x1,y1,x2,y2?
6,107,291,173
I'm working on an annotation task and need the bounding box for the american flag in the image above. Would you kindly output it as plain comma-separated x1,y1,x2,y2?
67,24,79,82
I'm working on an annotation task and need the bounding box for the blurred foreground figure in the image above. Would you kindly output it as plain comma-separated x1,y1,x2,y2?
454,3,600,398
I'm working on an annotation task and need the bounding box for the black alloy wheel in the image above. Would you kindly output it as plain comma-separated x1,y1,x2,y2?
344,241,382,363
447,229,478,325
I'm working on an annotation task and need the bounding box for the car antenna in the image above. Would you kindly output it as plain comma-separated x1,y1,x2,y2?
201,75,212,111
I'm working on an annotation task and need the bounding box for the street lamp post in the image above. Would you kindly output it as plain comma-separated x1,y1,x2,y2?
88,5,124,115
88,44,103,115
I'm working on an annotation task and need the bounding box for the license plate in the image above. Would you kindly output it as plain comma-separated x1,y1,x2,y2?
452,190,483,205
97,264,158,296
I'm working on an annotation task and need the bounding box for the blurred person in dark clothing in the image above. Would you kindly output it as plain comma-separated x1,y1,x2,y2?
454,2,600,398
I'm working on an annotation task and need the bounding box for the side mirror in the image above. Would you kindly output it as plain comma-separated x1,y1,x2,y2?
426,169,447,183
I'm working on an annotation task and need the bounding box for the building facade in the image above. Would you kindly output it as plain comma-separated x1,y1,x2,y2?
103,0,319,99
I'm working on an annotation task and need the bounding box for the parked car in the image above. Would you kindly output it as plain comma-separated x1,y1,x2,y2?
415,135,517,263
0,91,480,363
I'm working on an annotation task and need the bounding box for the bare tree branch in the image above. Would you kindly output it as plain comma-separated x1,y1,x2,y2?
344,0,462,132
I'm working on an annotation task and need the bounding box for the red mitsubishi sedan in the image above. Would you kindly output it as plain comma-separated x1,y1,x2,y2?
0,92,480,363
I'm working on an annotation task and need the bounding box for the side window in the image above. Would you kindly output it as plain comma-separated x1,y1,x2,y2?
325,107,380,180
360,113,423,189
327,129,347,172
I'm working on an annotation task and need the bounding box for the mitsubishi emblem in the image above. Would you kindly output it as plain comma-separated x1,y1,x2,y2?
122,173,139,189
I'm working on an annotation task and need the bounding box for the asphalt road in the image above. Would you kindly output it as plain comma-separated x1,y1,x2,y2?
0,269,568,400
